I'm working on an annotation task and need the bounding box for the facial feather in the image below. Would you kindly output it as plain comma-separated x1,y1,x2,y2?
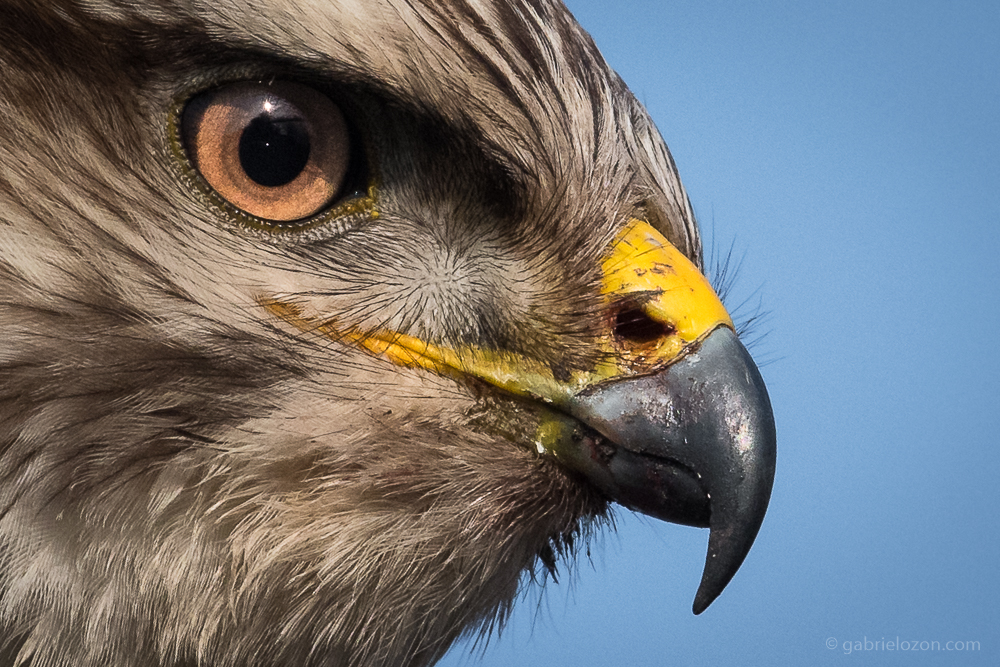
0,1,708,666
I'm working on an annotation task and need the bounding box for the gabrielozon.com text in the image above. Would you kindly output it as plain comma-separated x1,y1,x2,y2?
825,636,980,654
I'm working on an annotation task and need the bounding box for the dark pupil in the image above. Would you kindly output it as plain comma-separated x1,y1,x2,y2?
238,115,311,187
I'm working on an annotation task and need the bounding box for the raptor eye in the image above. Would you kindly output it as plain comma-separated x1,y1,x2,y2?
181,81,353,223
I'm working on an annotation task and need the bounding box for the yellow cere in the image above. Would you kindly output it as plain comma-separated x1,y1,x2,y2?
602,219,733,359
260,218,732,433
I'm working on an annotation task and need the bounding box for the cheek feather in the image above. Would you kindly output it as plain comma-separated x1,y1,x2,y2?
0,1,774,665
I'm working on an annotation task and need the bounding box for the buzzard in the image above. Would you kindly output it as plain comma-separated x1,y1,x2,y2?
0,1,775,666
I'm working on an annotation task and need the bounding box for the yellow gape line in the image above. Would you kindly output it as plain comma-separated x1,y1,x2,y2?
260,299,577,404
262,219,733,408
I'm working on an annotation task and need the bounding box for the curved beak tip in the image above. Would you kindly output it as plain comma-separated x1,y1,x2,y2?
567,327,776,614
689,328,777,613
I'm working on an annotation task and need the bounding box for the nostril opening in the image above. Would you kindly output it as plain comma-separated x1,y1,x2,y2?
614,307,675,344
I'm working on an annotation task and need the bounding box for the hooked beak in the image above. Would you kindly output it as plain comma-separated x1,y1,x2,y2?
262,219,776,613
558,326,775,613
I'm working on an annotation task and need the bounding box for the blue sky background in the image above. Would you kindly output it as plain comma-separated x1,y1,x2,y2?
440,1,999,665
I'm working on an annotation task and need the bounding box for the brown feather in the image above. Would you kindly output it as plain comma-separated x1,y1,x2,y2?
0,1,699,665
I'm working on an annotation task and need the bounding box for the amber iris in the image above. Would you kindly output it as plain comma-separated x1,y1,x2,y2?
182,81,351,221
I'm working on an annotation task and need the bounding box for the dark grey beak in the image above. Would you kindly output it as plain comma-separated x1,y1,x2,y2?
560,327,776,614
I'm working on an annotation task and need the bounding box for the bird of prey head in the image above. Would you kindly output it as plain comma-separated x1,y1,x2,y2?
0,1,776,666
